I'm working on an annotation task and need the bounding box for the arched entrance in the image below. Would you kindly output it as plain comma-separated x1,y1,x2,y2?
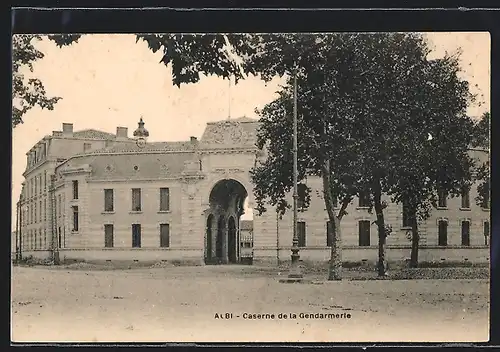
205,179,248,264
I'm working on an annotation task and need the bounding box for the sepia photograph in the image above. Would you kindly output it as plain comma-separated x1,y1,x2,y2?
11,32,490,343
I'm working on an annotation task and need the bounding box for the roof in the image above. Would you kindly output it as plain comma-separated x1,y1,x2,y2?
72,129,117,140
240,220,253,231
57,152,197,180
95,141,197,154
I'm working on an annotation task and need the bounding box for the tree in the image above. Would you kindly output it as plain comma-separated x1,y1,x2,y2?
12,34,83,128
20,33,477,278
470,112,490,210
471,112,490,149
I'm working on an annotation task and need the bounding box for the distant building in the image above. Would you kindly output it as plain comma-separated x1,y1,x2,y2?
16,118,490,265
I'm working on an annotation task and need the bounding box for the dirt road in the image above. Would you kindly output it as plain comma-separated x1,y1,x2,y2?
11,266,489,343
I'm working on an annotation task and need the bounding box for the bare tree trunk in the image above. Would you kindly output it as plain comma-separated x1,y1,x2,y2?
373,181,387,277
321,161,342,280
409,211,419,268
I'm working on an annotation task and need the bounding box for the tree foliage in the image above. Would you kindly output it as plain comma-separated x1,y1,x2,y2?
12,35,61,128
471,111,490,149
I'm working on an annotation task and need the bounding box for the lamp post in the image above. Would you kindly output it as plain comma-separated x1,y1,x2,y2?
287,66,303,281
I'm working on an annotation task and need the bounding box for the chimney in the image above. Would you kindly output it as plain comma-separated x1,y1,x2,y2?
190,136,198,144
116,127,128,139
62,123,73,136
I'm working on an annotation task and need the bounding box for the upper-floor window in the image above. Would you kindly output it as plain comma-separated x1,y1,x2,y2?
104,189,114,212
437,189,447,208
83,143,92,152
44,171,47,191
160,188,170,211
132,188,142,211
39,176,42,194
461,187,470,209
297,184,307,209
358,191,370,208
402,201,411,228
34,176,38,195
58,194,62,217
72,180,79,200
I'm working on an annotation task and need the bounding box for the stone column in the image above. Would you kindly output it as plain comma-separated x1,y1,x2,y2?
223,220,229,264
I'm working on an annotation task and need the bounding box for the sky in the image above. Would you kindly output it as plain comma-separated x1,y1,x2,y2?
11,32,491,230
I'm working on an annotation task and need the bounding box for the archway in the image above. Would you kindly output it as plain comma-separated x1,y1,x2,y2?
205,179,248,264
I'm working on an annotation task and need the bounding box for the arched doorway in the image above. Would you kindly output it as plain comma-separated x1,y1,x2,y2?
206,179,248,264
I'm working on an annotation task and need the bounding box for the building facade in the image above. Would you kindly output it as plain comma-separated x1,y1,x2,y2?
16,118,491,265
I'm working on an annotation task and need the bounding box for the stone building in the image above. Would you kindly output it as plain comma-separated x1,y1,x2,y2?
16,117,490,265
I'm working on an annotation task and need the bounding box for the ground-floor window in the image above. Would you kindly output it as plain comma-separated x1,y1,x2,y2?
132,224,141,248
297,221,306,247
326,221,334,247
461,221,471,246
160,223,170,248
104,224,114,248
438,220,448,246
358,220,371,246
484,221,490,246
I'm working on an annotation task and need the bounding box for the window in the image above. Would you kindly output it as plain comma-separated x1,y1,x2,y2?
44,199,46,221
358,191,370,208
438,189,447,208
39,176,42,195
326,221,334,247
160,188,170,211
72,206,79,232
58,195,62,217
438,220,448,246
44,171,47,191
104,189,114,212
83,143,92,152
481,187,490,209
160,223,170,247
461,187,470,209
132,224,141,248
72,180,79,200
297,221,306,247
39,200,42,221
44,229,46,249
132,188,141,211
297,184,307,209
34,231,37,250
461,221,470,246
402,202,411,228
34,176,38,195
34,202,37,223
358,220,371,246
104,224,114,248
484,221,490,246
